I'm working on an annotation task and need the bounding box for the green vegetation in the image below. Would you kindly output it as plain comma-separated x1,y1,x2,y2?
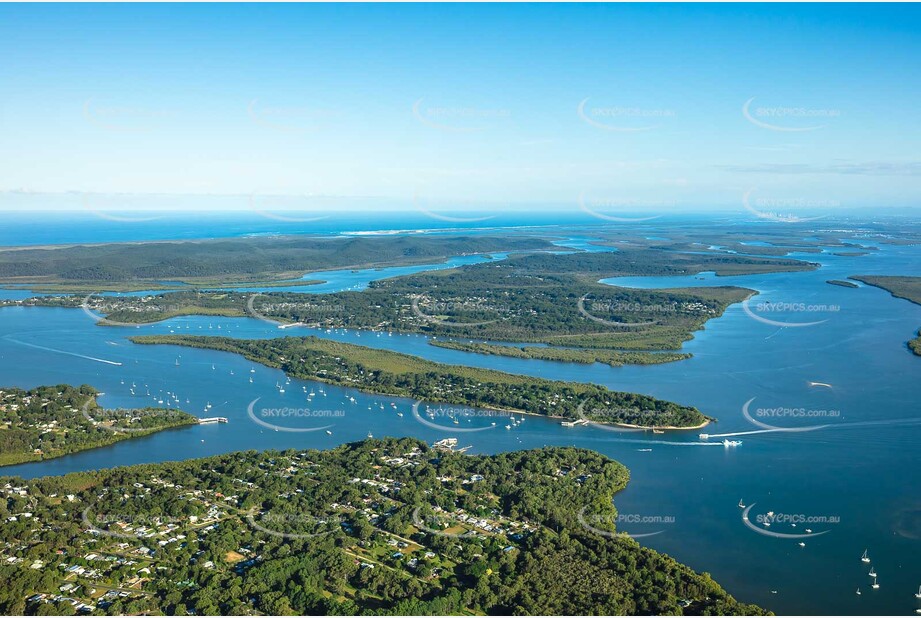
826,279,858,288
850,275,921,356
0,439,766,615
0,235,552,288
428,340,690,366
131,335,710,428
0,385,197,466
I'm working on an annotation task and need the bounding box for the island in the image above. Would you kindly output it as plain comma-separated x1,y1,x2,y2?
0,438,766,615
849,275,921,356
130,335,711,429
3,244,820,370
826,279,859,288
0,385,198,467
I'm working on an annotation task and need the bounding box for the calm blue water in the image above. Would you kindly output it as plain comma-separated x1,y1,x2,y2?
0,232,919,615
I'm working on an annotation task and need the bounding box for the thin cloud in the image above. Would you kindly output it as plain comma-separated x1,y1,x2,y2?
717,161,921,176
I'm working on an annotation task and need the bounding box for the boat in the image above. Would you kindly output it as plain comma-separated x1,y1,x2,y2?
637,448,653,452
861,549,871,563
869,567,877,577
798,542,805,547
325,430,332,435
652,429,664,434
856,588,861,595
722,439,742,447
738,499,745,508
915,585,921,599
871,576,879,590
367,431,373,438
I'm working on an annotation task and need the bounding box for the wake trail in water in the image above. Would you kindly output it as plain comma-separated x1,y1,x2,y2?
1,335,123,366
706,417,921,439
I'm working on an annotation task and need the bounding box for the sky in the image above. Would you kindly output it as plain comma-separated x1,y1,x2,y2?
0,3,919,216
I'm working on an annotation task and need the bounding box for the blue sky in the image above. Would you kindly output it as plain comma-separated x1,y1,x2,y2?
0,3,919,214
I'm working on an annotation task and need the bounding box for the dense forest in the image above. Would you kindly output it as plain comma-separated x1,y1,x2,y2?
0,236,551,285
0,438,767,615
131,335,710,428
0,385,197,466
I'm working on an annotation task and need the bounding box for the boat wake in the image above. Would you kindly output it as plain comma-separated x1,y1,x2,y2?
2,335,123,366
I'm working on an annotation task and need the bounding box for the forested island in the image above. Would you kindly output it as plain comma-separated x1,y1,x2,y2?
0,385,197,466
0,438,766,615
0,235,553,290
3,246,820,372
130,335,710,429
427,340,691,366
850,275,921,355
826,279,858,288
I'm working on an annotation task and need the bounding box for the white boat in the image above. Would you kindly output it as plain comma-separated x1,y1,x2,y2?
915,585,921,599
367,431,373,438
856,588,861,595
871,577,879,590
869,567,877,577
798,542,805,547
861,549,871,563
738,499,745,508
325,430,332,435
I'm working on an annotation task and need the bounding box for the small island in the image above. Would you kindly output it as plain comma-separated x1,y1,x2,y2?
131,335,711,429
0,385,198,466
0,439,766,616
826,279,859,288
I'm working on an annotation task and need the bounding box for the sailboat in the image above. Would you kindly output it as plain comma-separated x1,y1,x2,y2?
871,576,879,590
856,588,861,596
738,499,745,508
861,549,870,563
869,567,877,578
915,585,921,599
